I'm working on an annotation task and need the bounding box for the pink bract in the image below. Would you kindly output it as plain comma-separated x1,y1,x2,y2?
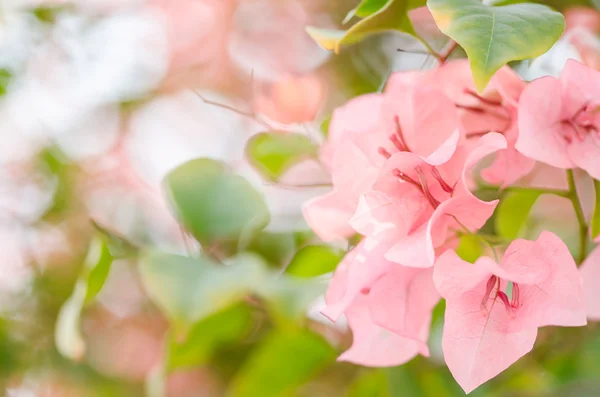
434,231,586,393
517,59,600,180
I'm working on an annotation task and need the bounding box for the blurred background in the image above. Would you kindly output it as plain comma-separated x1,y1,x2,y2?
1,0,600,396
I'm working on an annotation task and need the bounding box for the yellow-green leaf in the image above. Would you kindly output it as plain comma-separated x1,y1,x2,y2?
495,190,541,239
427,0,565,91
308,0,418,54
592,180,600,239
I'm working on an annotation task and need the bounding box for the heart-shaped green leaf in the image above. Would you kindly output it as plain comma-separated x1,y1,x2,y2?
139,251,268,335
285,245,344,278
308,0,420,53
246,132,318,182
495,190,541,239
343,0,390,24
165,158,270,246
491,0,593,12
427,0,565,91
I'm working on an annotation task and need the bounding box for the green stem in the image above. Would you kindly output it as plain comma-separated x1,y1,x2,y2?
566,170,588,264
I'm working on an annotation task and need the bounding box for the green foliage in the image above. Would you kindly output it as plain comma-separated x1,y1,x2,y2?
246,132,318,182
139,251,266,335
167,303,253,371
427,0,565,91
247,231,297,267
455,234,484,263
165,158,270,246
285,244,344,277
55,237,114,360
492,0,594,11
228,329,336,397
348,370,390,397
495,190,541,239
592,180,600,239
308,0,423,53
343,0,391,23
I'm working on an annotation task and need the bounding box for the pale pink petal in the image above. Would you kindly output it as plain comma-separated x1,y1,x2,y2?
339,294,427,366
442,290,538,394
327,94,384,147
321,239,392,321
516,77,574,169
302,191,355,241
349,190,426,240
368,266,439,352
384,225,433,268
561,59,600,102
508,232,587,330
567,134,600,180
385,87,459,163
580,246,600,320
481,147,536,187
433,250,493,298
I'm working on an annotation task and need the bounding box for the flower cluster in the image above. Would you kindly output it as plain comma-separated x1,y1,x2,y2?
304,59,600,393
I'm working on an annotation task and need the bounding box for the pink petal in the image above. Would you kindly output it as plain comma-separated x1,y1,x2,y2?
339,294,428,367
384,86,459,163
442,289,538,394
516,77,574,169
384,225,433,268
349,190,427,240
326,94,384,145
303,191,356,242
321,239,392,321
481,146,536,187
368,266,439,351
433,250,493,298
580,246,600,320
501,232,587,330
567,134,600,180
561,59,600,103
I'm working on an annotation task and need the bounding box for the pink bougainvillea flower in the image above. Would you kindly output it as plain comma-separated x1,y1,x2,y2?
304,82,459,241
433,59,534,187
517,59,600,180
322,239,439,366
352,132,506,268
434,231,587,394
580,242,600,320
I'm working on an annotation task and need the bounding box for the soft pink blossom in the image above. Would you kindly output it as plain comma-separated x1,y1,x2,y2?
434,231,586,393
517,59,600,180
304,81,460,241
352,133,506,268
580,242,600,320
322,239,438,366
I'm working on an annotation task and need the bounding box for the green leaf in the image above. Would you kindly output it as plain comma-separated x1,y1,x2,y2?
285,245,344,277
247,231,296,267
139,251,267,335
258,276,327,325
592,180,600,239
343,0,390,24
427,0,565,91
308,0,419,53
246,132,318,182
55,237,113,360
491,0,593,12
167,303,253,371
495,190,541,239
455,234,484,263
229,329,336,397
348,370,391,397
165,158,270,246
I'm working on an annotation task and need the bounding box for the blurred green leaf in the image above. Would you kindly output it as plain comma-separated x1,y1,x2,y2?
285,245,344,277
248,231,296,267
427,0,565,91
167,303,253,371
0,69,12,96
229,329,336,397
495,190,541,239
56,237,113,360
139,251,267,335
246,132,318,182
308,0,420,53
348,370,391,397
491,0,593,11
165,158,270,246
343,0,390,24
455,234,484,263
592,180,600,239
258,276,326,325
